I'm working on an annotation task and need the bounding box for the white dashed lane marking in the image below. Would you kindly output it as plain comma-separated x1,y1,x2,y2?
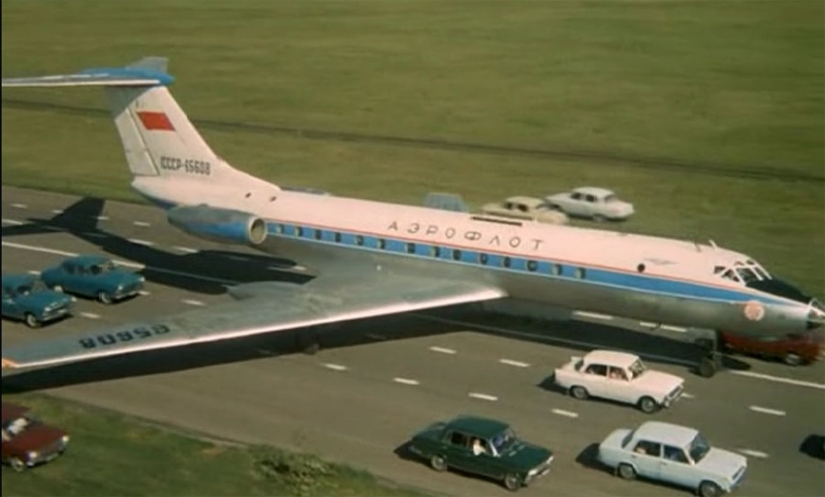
133,221,151,227
738,449,769,458
138,290,151,296
11,203,27,209
749,405,786,416
2,218,24,225
499,358,530,368
96,215,109,221
323,363,348,371
52,209,63,214
551,409,579,418
682,393,695,399
128,239,154,246
573,311,613,320
393,377,420,386
468,392,498,402
80,312,100,319
429,346,457,355
27,270,41,275
182,299,206,307
661,325,688,333
173,246,199,254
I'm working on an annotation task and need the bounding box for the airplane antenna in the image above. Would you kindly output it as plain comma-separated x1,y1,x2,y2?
693,240,701,252
709,239,718,249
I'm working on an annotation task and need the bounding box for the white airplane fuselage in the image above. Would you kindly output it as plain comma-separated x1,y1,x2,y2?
135,175,824,339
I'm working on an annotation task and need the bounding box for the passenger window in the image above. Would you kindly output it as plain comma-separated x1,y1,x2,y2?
448,431,469,447
356,235,364,246
453,250,462,261
527,260,538,272
430,246,440,257
406,243,415,254
314,230,322,240
575,267,586,279
633,440,662,457
572,193,582,200
664,445,689,463
479,253,488,265
584,364,608,376
502,257,511,268
608,367,627,381
551,264,562,275
296,227,304,237
64,263,75,275
517,204,527,213
334,232,342,243
377,239,386,250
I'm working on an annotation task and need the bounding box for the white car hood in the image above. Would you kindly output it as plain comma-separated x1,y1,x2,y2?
696,448,747,477
633,371,683,394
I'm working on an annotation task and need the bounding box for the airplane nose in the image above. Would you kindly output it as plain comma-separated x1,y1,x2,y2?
807,299,825,330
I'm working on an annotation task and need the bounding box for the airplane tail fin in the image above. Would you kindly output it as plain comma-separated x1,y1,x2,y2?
2,58,275,201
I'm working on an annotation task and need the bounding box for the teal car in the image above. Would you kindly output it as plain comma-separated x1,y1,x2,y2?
407,415,554,491
2,274,75,327
40,255,145,304
597,421,747,497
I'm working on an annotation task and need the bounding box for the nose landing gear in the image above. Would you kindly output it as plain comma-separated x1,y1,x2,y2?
695,332,723,378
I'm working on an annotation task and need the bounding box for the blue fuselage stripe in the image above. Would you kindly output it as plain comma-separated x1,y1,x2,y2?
263,221,785,306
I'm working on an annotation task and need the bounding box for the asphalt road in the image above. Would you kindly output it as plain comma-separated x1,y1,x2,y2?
2,186,824,497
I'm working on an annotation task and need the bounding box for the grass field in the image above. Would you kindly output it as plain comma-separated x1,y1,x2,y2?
0,1,823,491
1,394,428,497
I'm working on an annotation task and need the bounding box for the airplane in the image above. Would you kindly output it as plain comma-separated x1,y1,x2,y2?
1,57,822,378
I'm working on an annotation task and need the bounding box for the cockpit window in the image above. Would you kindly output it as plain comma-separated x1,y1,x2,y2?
716,260,771,284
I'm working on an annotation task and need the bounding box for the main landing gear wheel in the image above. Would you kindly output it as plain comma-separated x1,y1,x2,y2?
695,333,723,378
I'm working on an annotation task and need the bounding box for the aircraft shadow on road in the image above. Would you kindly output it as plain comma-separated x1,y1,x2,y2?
1,313,463,393
799,434,825,460
425,307,753,378
2,197,309,294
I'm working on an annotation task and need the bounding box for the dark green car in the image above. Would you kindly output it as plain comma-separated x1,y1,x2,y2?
407,415,554,491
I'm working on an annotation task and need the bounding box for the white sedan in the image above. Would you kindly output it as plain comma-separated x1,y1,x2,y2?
544,187,634,221
553,350,684,413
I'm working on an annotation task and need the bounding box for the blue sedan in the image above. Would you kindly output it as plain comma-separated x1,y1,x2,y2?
2,274,75,327
40,255,145,304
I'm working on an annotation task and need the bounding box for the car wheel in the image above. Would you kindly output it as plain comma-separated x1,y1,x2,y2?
52,284,64,293
697,357,717,378
9,457,26,472
617,463,636,480
503,473,522,492
698,480,723,497
638,396,660,414
429,454,447,472
570,385,589,400
98,291,113,305
24,313,41,328
783,353,802,366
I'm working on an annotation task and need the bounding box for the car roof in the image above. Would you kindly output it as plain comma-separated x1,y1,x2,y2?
65,254,110,266
585,350,639,368
572,186,615,197
446,415,510,438
633,421,698,447
2,402,30,423
2,274,36,287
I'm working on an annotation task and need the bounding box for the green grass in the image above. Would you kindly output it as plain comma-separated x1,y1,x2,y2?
0,3,822,283
1,394,429,497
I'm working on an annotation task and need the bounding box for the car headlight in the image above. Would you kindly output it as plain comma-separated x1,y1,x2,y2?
117,284,125,291
62,434,70,444
26,450,39,461
139,276,145,283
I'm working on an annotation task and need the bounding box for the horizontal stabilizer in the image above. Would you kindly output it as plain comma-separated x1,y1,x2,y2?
2,57,173,88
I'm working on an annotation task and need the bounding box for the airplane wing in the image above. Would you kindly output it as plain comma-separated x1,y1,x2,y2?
1,271,506,370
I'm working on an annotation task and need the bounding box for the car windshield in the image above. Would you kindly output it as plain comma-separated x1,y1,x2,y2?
603,194,618,203
15,280,47,295
688,434,711,463
89,261,116,275
4,416,33,437
628,359,647,379
491,428,517,454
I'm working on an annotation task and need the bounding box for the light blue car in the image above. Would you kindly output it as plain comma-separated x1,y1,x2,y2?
597,421,747,497
1,274,75,327
40,254,145,304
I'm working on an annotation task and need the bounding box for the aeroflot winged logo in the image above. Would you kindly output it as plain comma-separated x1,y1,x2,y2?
137,111,175,131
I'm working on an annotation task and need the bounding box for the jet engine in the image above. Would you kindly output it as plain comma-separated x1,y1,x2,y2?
167,205,267,246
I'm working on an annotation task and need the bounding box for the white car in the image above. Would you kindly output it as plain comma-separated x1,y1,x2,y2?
553,350,684,413
480,196,568,225
544,187,634,221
